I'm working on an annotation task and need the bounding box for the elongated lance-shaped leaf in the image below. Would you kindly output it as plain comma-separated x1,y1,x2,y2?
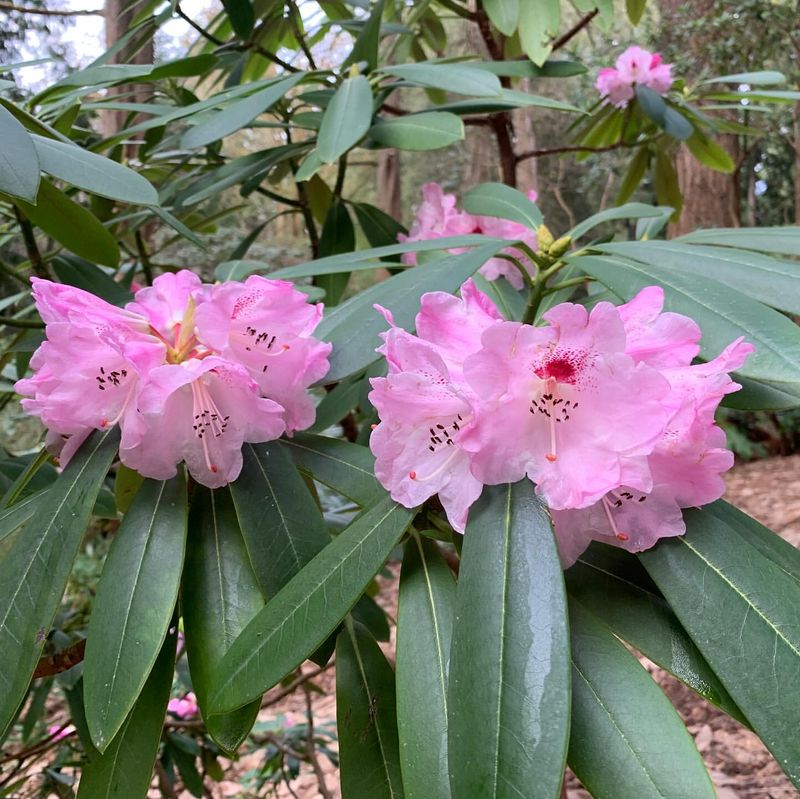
208,496,412,715
462,182,543,228
183,487,263,753
0,102,40,202
78,631,176,799
337,620,404,799
84,473,187,751
640,505,800,788
448,481,570,799
566,544,746,724
0,427,119,739
230,442,330,600
568,602,716,799
0,490,44,545
317,74,374,164
396,536,456,799
282,434,383,508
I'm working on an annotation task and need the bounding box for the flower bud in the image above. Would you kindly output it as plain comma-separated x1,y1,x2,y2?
537,224,555,251
549,235,572,258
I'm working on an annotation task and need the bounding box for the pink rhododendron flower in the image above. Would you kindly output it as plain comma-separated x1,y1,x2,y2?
399,183,539,289
48,723,76,742
369,281,500,532
167,692,199,719
596,46,674,107
370,282,752,561
16,272,330,488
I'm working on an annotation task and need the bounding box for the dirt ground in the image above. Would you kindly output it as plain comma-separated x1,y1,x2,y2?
196,454,800,799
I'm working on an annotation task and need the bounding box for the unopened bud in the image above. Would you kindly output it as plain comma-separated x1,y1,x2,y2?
537,225,555,251
549,235,572,258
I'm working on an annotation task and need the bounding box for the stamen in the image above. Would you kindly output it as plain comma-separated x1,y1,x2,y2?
545,377,558,462
409,447,461,483
190,379,230,475
601,496,629,541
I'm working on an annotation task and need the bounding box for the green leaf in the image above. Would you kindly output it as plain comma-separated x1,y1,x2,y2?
616,147,650,205
352,202,407,248
13,179,120,267
317,198,355,305
568,602,716,799
518,0,560,66
0,103,40,202
271,234,498,279
345,0,385,71
483,0,519,35
113,464,144,515
208,496,412,714
84,474,187,752
181,74,303,149
0,428,119,739
0,491,43,546
597,241,800,315
566,544,745,723
336,621,404,799
317,242,506,383
380,63,501,97
433,87,579,115
685,130,735,172
318,74,374,164
281,434,383,507
640,504,800,788
77,633,176,799
31,135,157,205
229,442,330,600
213,259,265,282
568,202,662,240
701,70,786,85
472,273,525,321
222,0,255,39
462,182,543,228
635,83,667,124
448,481,570,799
369,112,464,150
570,253,800,398
626,0,647,24
51,255,132,306
677,226,800,256
183,488,263,753
397,536,455,799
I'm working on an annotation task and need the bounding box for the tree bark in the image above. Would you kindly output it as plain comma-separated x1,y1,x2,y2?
376,150,402,220
794,102,800,225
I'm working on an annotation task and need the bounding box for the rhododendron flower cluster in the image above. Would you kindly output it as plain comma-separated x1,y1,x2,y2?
16,272,331,488
398,182,539,289
369,282,752,565
167,692,199,719
596,45,674,108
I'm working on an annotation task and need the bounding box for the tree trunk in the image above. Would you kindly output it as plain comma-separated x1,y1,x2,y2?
376,150,402,221
659,0,741,236
794,102,800,225
100,0,154,140
512,78,538,192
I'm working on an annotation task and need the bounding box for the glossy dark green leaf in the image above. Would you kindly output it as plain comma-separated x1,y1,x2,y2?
181,74,303,148
345,0,385,71
566,544,745,723
483,0,519,35
472,273,525,321
318,242,505,383
13,179,120,267
626,0,647,24
222,0,255,38
337,621,403,798
0,103,40,202
380,63,501,97
568,602,715,799
448,481,570,799
433,88,579,114
369,112,464,150
677,226,800,256
616,147,650,205
318,74,374,164
113,464,144,515
310,378,361,433
183,488,263,753
51,255,132,307
352,593,390,642
208,496,412,715
568,203,662,239
463,181,543,228
597,241,800,315
397,536,456,799
0,428,119,740
77,632,176,799
570,253,800,400
317,198,355,305
229,442,330,600
84,474,187,751
685,130,735,172
640,505,800,788
32,135,158,205
351,202,407,248
282,434,383,507
0,490,43,545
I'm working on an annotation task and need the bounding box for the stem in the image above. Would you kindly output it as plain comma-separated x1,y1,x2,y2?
0,2,101,13
1,446,49,507
0,315,44,329
516,136,658,163
551,9,598,51
333,152,348,198
134,230,154,286
494,253,535,288
33,639,86,679
175,4,224,46
253,186,304,207
0,259,31,286
522,280,546,325
13,206,48,279
304,684,334,799
544,275,589,294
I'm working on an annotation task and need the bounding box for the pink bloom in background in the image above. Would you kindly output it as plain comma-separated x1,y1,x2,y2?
399,183,539,289
16,272,330,488
49,723,76,742
167,692,199,719
370,283,752,563
596,46,674,108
